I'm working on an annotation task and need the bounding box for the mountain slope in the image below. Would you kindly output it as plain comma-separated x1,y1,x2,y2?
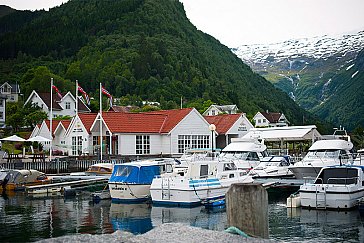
233,32,364,130
0,0,321,129
312,49,364,129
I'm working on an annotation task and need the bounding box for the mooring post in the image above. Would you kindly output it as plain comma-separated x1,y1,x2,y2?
226,182,269,238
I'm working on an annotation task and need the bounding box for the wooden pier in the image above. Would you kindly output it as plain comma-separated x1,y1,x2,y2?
26,177,108,194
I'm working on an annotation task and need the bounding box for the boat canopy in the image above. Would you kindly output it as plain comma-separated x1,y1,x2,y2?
309,139,353,151
222,139,266,152
4,170,47,184
109,164,161,184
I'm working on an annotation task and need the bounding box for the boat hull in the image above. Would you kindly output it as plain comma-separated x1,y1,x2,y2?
109,182,151,203
300,184,364,209
150,177,247,207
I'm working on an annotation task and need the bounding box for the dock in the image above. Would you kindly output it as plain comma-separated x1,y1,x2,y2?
255,178,312,188
26,177,108,194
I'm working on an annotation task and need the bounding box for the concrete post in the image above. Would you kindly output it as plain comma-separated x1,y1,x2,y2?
226,183,269,238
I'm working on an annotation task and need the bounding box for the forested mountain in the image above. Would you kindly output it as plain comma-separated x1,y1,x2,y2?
0,5,15,18
233,32,364,130
312,49,364,130
0,0,327,130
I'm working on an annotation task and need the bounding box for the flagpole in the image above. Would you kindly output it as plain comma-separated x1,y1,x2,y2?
76,80,78,117
50,78,53,162
99,83,103,160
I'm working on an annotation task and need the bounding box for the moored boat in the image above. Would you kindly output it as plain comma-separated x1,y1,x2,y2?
218,138,267,170
299,165,364,209
249,155,294,178
150,160,253,207
289,139,354,179
1,169,51,191
108,158,178,203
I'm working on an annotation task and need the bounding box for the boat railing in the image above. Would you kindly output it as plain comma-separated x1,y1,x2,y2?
314,176,358,185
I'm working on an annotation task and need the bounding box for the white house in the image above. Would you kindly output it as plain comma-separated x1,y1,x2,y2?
0,95,7,126
33,120,63,151
0,82,21,102
202,104,238,116
63,113,98,156
204,113,254,149
89,108,214,156
253,111,289,127
24,90,91,119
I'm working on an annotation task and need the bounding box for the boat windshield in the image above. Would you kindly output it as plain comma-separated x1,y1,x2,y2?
220,151,249,160
305,149,341,159
315,168,358,185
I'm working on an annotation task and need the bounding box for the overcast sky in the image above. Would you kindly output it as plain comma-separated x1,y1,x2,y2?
2,0,364,47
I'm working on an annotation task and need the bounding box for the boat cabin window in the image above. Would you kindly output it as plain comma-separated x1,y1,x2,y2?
200,165,208,177
223,163,236,171
247,152,260,161
160,164,173,174
99,167,111,173
115,166,131,177
315,168,358,185
229,174,235,178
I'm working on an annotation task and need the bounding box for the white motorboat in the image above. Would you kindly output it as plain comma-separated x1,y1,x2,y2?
150,160,253,207
289,139,354,179
299,165,364,209
248,155,294,178
108,158,178,203
218,138,268,170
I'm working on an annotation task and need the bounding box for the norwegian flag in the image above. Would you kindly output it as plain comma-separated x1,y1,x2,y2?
52,85,63,99
77,84,90,105
101,85,113,108
101,86,112,97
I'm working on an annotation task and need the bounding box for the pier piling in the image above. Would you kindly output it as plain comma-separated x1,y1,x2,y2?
226,182,269,238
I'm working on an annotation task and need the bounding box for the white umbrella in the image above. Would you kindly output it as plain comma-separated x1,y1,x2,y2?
0,135,26,142
27,135,51,142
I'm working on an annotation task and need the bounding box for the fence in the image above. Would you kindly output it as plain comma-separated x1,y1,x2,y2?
0,158,125,174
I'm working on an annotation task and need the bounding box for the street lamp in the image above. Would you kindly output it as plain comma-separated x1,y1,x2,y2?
209,124,216,152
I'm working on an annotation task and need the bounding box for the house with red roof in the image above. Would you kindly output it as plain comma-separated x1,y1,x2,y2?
63,113,98,156
32,120,62,151
86,108,213,156
24,90,91,119
253,111,289,128
204,113,253,149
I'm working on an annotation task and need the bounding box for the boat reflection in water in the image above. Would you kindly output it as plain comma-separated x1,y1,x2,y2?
109,203,153,234
109,203,227,234
286,207,364,242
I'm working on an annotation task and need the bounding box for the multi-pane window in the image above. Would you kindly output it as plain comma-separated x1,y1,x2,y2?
65,102,71,109
178,135,210,153
72,136,82,155
136,135,150,154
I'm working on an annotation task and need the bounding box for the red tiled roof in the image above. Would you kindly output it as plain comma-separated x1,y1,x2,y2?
204,114,241,134
60,120,71,130
144,108,193,133
45,120,61,134
260,112,282,123
78,113,98,133
101,108,193,133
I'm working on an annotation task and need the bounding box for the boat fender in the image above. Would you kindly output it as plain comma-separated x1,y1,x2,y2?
224,226,249,237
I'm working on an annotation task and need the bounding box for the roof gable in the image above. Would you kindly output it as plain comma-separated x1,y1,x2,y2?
204,114,241,134
260,112,283,123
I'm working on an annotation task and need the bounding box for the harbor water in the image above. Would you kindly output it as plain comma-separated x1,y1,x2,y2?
0,190,363,242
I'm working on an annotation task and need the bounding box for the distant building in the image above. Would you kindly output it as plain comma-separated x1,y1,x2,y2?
0,95,7,126
203,104,238,116
109,105,138,113
253,111,289,127
0,82,21,102
24,90,91,119
204,113,254,149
